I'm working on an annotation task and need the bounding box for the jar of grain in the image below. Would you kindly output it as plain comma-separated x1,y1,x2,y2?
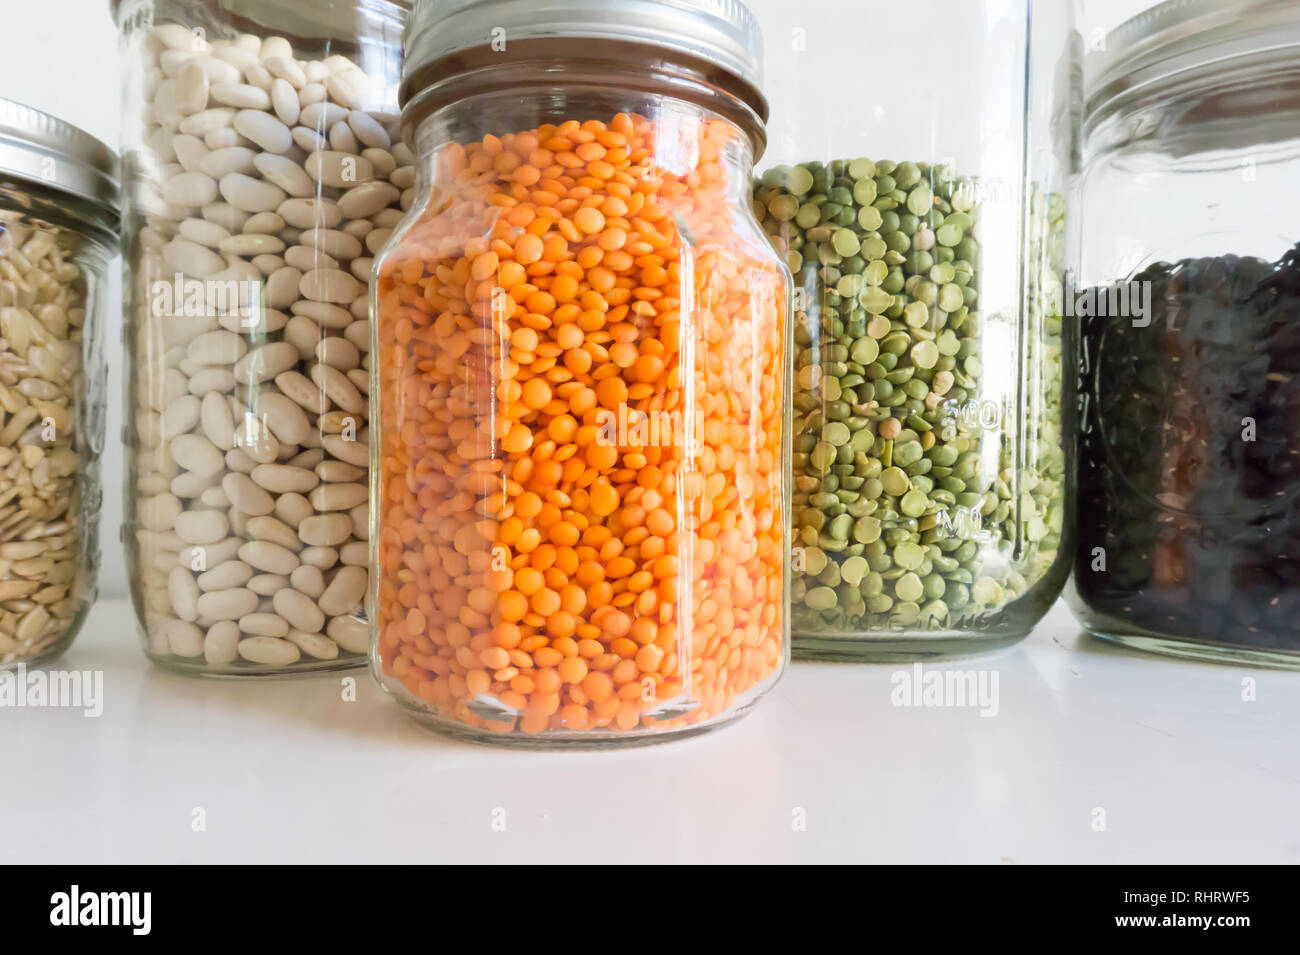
112,0,408,673
1069,0,1300,668
752,0,1079,661
0,99,118,668
372,0,789,744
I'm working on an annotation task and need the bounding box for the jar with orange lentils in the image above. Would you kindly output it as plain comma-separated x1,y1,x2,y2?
369,0,790,745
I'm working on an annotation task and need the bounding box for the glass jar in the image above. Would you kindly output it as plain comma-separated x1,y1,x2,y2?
1068,0,1300,669
0,99,118,668
749,0,1079,660
372,0,789,744
112,0,408,674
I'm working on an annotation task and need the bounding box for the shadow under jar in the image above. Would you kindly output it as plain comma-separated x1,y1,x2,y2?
371,0,789,745
113,0,408,674
751,0,1079,660
1068,0,1300,669
0,100,117,668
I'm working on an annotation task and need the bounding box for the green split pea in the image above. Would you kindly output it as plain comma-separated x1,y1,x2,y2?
754,158,1067,637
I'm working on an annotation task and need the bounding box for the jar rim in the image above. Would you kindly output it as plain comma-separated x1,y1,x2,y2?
1086,0,1300,122
0,99,119,227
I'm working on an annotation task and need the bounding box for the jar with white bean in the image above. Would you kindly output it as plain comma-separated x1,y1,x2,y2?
0,100,118,668
113,0,409,673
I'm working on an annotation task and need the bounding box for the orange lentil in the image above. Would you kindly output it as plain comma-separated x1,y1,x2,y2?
557,656,588,684
574,207,606,235
376,111,786,739
515,233,544,264
522,378,552,410
556,324,585,349
531,588,562,617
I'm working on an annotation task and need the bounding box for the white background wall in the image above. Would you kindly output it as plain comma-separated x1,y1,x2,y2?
0,0,1152,598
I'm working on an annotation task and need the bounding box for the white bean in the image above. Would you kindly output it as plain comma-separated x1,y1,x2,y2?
250,462,318,493
348,111,391,148
212,83,271,110
289,564,325,598
163,239,225,278
175,509,230,545
287,628,338,660
308,482,367,512
318,565,367,617
247,574,288,596
325,70,369,109
197,559,254,591
161,394,202,439
239,539,299,575
203,620,241,664
168,567,201,621
238,612,289,637
297,513,353,547
164,171,218,206
326,614,369,654
270,78,300,125
263,55,306,89
277,196,342,229
243,211,285,234
187,329,248,365
166,619,206,658
273,587,324,633
336,181,400,219
201,146,258,178
179,107,236,137
196,587,258,620
219,172,287,213
237,635,301,665
299,268,363,303
201,202,250,233
218,232,285,256
135,32,401,670
222,471,275,515
253,153,315,197
233,341,299,382
171,434,225,476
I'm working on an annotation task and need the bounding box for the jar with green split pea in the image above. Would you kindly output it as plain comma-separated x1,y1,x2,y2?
750,0,1080,659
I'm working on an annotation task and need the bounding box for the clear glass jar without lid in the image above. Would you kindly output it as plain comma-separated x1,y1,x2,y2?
372,0,789,744
749,0,1080,660
112,0,408,674
0,100,118,668
1068,0,1300,669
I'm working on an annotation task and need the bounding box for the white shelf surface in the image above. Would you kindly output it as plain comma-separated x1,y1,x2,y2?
3,598,1298,864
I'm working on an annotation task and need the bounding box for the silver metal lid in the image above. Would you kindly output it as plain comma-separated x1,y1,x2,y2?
0,98,119,221
403,0,764,91
111,0,410,41
1087,0,1300,116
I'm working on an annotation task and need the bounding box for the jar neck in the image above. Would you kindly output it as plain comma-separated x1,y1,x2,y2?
400,40,767,157
1087,57,1300,159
